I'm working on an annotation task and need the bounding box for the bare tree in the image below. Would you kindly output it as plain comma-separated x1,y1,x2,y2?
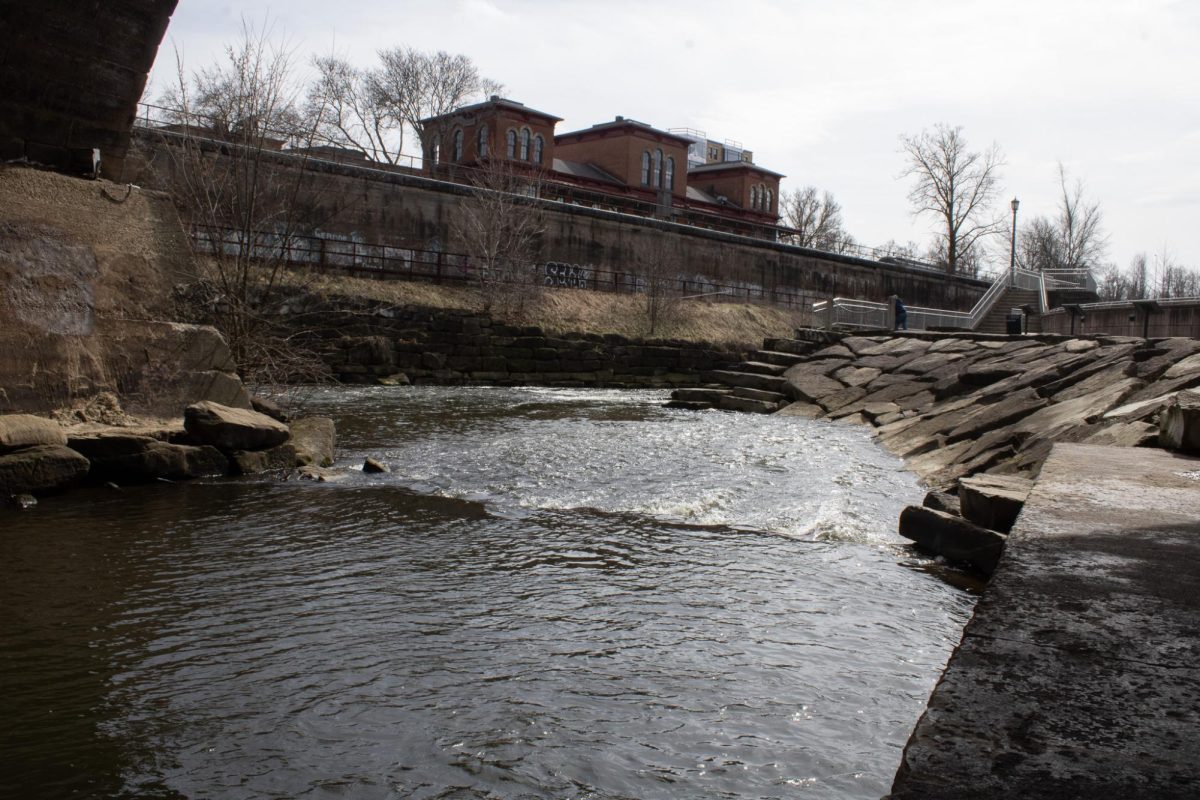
1052,163,1108,271
449,159,546,318
636,235,684,336
900,124,1004,275
304,55,404,163
1016,216,1064,272
780,186,854,252
155,20,338,387
373,48,502,158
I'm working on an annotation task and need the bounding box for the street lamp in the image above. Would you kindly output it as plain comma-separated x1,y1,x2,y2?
1009,197,1020,286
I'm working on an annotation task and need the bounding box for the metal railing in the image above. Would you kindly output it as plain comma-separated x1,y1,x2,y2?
187,224,821,311
811,265,1098,332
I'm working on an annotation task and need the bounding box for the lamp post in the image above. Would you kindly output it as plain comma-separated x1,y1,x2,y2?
1009,197,1020,286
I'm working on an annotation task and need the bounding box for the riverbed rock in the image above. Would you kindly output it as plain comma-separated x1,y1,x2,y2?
184,401,290,453
231,443,298,475
295,465,348,483
362,457,390,474
0,444,90,494
898,505,1007,576
290,417,336,467
69,432,228,482
0,414,66,452
1158,390,1200,453
1082,421,1159,448
958,474,1034,534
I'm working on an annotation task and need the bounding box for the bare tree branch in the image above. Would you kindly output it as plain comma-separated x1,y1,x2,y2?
780,186,854,253
900,124,1004,275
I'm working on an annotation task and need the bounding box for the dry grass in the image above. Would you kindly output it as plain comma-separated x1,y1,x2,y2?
290,271,809,348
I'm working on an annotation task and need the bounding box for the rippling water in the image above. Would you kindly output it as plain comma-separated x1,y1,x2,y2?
0,387,974,799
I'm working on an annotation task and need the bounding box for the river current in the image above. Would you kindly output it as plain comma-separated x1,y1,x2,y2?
1,387,974,799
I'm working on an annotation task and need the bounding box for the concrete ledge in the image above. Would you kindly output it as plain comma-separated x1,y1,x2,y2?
888,443,1200,799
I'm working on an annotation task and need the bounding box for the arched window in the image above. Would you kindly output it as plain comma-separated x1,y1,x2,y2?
533,134,544,165
764,188,773,212
519,128,531,160
506,129,517,159
653,149,663,189
478,125,489,158
665,157,675,191
641,151,651,185
430,137,440,166
750,185,759,210
452,128,464,161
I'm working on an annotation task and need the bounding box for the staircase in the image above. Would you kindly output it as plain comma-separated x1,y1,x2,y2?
665,337,820,413
973,286,1043,334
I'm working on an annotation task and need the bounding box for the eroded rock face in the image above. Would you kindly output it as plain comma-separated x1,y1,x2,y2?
183,401,290,453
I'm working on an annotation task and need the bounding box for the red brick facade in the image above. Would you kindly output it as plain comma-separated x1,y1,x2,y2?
420,98,784,228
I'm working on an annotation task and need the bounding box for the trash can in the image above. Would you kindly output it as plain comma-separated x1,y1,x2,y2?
1005,314,1023,335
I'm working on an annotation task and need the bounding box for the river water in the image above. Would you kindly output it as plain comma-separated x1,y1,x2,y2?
1,387,974,800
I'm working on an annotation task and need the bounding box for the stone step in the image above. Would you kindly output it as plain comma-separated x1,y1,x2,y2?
670,387,732,403
664,400,714,411
751,350,811,368
705,370,788,393
733,386,787,403
735,361,788,376
718,395,782,414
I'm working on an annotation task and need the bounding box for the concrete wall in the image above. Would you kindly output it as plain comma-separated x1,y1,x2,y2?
129,133,989,313
1042,302,1200,339
0,0,178,178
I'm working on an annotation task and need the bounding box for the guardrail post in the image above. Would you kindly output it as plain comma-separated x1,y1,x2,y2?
436,252,444,284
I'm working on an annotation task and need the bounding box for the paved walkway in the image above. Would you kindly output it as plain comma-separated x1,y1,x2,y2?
887,443,1200,799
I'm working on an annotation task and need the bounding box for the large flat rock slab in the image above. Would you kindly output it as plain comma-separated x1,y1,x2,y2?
888,443,1200,799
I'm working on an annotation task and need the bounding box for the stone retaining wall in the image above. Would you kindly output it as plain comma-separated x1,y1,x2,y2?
284,299,746,388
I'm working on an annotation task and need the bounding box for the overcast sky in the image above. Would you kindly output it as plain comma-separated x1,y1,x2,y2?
150,0,1200,274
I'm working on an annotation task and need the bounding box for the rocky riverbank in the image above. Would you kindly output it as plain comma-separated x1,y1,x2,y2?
673,329,1200,573
0,397,336,504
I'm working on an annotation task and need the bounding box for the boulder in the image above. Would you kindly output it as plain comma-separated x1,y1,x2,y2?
184,401,290,453
898,505,1007,576
232,443,298,475
1159,390,1200,453
0,414,66,452
250,395,290,423
290,417,336,467
834,365,882,387
379,373,411,386
923,490,961,516
70,433,228,482
1012,378,1143,441
0,445,90,495
773,402,824,418
783,369,845,403
958,474,1034,533
1082,421,1159,448
363,457,391,474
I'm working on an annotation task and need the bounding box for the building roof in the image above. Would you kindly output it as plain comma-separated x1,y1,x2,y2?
685,185,724,205
420,97,562,125
552,158,625,187
688,160,786,179
556,116,694,146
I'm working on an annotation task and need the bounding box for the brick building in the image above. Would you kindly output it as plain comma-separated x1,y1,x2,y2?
420,97,783,232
